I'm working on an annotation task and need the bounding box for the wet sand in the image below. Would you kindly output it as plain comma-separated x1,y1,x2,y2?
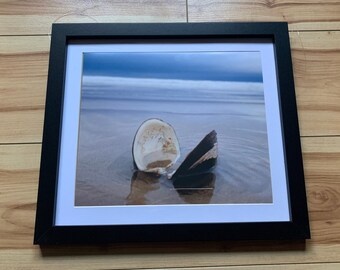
75,95,272,206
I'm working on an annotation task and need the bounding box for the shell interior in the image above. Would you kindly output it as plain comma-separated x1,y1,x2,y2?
133,119,180,174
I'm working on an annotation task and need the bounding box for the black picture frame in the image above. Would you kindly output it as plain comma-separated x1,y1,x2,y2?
34,22,310,245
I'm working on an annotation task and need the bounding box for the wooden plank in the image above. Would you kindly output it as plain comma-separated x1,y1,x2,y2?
301,137,340,244
0,144,40,248
0,110,44,143
1,31,340,143
0,0,187,35
159,264,340,270
0,36,49,143
290,31,340,136
0,137,340,268
0,241,340,269
187,0,340,31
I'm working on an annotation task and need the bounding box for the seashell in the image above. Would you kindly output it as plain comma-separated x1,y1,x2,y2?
169,130,217,180
132,118,180,174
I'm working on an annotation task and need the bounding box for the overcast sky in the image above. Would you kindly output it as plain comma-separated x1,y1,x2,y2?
82,52,263,83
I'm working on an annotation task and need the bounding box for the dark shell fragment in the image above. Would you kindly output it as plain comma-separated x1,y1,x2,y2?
169,130,218,181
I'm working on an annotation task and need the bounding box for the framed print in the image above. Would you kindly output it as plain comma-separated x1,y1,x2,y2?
34,22,310,244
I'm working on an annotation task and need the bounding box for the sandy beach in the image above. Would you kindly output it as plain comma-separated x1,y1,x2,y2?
75,76,272,206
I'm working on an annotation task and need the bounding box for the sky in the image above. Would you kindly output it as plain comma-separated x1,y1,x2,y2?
82,52,263,83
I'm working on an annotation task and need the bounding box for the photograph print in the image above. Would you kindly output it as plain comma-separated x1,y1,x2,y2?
75,50,272,206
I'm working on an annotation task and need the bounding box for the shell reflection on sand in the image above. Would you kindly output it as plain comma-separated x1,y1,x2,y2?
127,171,215,205
127,171,161,205
174,173,216,204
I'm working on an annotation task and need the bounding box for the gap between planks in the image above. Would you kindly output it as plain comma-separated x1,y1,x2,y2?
130,262,340,270
1,135,339,146
1,29,340,38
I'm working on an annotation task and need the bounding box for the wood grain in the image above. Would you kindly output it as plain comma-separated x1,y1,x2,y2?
0,137,340,268
0,36,48,143
0,0,187,35
169,265,340,270
162,265,340,270
1,1,340,268
188,0,340,31
1,31,340,143
1,248,340,270
1,1,339,34
0,144,40,248
302,137,340,244
290,31,340,136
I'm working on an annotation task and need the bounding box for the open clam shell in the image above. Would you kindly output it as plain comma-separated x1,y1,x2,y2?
132,118,180,174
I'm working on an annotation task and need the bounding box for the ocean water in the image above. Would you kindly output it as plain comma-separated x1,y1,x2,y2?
75,76,272,206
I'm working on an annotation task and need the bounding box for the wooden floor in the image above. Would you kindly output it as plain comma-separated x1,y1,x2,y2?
1,0,340,269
